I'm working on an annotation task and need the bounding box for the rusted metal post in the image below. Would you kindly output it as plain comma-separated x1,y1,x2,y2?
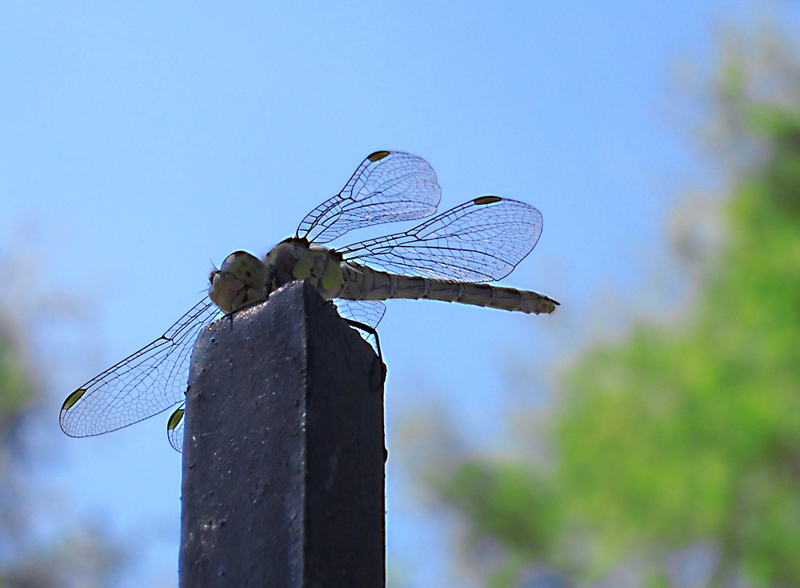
178,280,385,588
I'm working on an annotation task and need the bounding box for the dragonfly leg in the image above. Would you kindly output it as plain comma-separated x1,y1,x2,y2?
343,318,387,386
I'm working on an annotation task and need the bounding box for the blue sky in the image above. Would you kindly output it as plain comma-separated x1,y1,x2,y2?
1,1,791,586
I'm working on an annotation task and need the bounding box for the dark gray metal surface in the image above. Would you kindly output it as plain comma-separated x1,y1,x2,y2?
179,280,385,588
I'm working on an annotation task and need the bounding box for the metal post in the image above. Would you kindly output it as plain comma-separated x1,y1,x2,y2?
178,280,386,588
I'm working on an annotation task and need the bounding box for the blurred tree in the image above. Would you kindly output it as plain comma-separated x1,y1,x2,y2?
0,317,123,588
432,29,800,588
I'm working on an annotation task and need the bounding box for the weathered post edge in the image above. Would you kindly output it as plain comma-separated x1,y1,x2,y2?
178,280,386,588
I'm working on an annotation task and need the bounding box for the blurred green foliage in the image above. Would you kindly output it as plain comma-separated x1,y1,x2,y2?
0,333,34,418
428,461,563,588
431,461,560,559
0,321,123,587
433,34,800,588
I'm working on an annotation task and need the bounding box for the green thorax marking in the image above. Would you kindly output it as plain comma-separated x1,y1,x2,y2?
288,244,345,296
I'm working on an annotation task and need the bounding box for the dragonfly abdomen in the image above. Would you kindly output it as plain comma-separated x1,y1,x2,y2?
340,264,558,314
416,279,557,314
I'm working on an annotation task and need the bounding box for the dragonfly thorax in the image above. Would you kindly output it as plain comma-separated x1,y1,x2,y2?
210,242,348,315
266,239,346,300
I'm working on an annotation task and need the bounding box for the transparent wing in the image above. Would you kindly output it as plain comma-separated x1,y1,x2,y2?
296,151,441,244
167,404,185,453
338,196,543,282
332,299,386,353
333,299,387,329
60,299,222,438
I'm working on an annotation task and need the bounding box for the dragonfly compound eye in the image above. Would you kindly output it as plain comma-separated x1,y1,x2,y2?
220,251,269,289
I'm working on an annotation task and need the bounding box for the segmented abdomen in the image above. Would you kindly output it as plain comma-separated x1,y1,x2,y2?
339,263,558,315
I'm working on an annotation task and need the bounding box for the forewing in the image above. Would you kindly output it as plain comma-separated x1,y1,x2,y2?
60,299,222,438
296,151,441,244
339,197,543,282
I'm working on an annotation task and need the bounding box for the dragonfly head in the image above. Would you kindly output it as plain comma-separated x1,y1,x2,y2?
209,251,269,313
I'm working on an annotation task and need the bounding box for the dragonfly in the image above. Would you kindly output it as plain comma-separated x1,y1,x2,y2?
60,151,559,452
